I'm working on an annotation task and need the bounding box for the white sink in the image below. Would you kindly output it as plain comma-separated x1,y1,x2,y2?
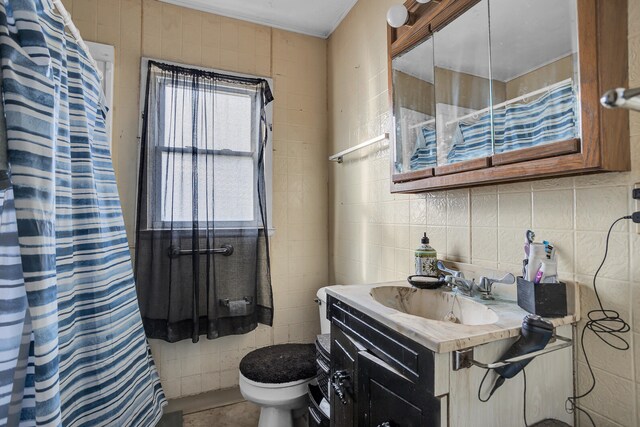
370,286,499,326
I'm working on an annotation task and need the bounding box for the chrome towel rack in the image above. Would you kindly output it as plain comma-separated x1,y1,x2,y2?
452,335,572,371
329,133,389,163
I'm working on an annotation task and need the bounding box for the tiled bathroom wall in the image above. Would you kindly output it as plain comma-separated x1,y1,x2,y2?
328,0,640,425
60,0,328,399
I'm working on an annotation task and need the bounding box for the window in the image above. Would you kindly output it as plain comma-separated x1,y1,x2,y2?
138,59,273,231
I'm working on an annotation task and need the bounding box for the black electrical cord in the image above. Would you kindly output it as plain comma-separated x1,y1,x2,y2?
478,369,504,403
478,367,529,427
522,368,528,427
566,215,632,426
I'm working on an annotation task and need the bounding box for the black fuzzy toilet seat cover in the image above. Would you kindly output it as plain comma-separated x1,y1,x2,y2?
240,344,316,384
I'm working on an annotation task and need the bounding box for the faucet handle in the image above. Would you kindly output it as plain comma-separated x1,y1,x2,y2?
477,272,515,299
484,272,515,286
437,260,462,278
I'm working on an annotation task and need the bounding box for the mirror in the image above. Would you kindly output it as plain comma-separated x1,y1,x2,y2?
392,37,436,174
433,0,493,166
489,0,579,155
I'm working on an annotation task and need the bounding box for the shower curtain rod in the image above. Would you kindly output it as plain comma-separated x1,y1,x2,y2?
51,0,102,79
445,78,573,126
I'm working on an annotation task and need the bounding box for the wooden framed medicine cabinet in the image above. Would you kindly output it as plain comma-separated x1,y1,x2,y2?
388,0,629,192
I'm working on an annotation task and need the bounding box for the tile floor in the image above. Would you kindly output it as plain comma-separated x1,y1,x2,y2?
182,401,261,427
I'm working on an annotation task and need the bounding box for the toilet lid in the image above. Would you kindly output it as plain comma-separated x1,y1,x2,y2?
239,343,316,384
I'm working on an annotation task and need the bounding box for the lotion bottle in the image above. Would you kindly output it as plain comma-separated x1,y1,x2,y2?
415,233,437,276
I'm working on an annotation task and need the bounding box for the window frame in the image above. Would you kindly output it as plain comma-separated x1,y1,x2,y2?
87,41,115,148
137,58,274,233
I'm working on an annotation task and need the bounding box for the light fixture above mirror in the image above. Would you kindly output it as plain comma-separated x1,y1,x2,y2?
387,1,440,28
386,4,409,28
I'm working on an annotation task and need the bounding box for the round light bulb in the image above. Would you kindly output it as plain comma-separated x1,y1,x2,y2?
416,0,431,3
386,4,409,28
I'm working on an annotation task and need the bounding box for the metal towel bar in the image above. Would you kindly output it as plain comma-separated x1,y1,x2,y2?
167,244,234,259
219,297,251,307
452,335,572,371
328,133,389,163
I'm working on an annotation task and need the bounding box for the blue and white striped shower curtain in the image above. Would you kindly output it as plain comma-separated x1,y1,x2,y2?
0,182,34,427
0,0,166,425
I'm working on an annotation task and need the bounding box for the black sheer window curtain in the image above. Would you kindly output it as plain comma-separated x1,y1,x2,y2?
135,60,274,343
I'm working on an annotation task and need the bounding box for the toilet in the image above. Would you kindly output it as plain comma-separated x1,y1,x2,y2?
315,286,332,335
238,287,332,427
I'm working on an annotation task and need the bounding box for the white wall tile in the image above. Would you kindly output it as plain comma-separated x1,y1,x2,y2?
498,192,532,228
180,374,202,396
446,227,470,262
426,195,447,226
532,190,574,230
447,191,470,227
576,363,635,426
471,194,498,227
471,227,498,263
576,187,629,232
575,232,629,281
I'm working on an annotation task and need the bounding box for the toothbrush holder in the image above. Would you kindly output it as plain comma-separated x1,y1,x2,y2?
516,276,567,318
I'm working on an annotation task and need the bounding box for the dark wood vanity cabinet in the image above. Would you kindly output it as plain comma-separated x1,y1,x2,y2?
389,0,629,192
327,296,443,427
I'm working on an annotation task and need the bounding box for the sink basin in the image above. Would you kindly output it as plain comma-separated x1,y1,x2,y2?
370,286,499,326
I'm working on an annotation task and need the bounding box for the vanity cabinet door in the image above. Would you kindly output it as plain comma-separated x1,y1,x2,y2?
357,351,441,427
330,325,359,427
488,0,581,166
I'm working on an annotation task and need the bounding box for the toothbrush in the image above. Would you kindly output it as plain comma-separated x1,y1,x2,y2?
543,241,554,259
523,230,535,277
526,230,535,244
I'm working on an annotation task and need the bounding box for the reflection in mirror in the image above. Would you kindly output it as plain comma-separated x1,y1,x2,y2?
392,37,436,174
434,0,493,166
490,0,579,155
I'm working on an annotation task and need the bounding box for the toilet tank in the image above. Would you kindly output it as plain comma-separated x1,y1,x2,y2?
316,287,331,334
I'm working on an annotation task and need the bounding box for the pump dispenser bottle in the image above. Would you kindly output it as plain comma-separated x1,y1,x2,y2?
415,233,437,276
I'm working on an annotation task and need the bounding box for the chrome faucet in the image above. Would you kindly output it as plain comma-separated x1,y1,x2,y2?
437,261,476,296
444,275,476,296
476,273,516,300
437,261,515,299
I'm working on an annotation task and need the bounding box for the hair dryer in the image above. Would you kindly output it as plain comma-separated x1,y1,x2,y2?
490,314,554,393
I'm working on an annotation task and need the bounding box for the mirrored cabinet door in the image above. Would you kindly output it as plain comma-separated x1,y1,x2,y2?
489,0,580,162
433,0,493,168
388,0,629,191
392,37,436,175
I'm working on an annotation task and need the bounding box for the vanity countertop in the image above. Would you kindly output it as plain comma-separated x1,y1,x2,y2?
326,281,579,353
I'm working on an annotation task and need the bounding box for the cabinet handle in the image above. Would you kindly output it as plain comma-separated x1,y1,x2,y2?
331,370,350,405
